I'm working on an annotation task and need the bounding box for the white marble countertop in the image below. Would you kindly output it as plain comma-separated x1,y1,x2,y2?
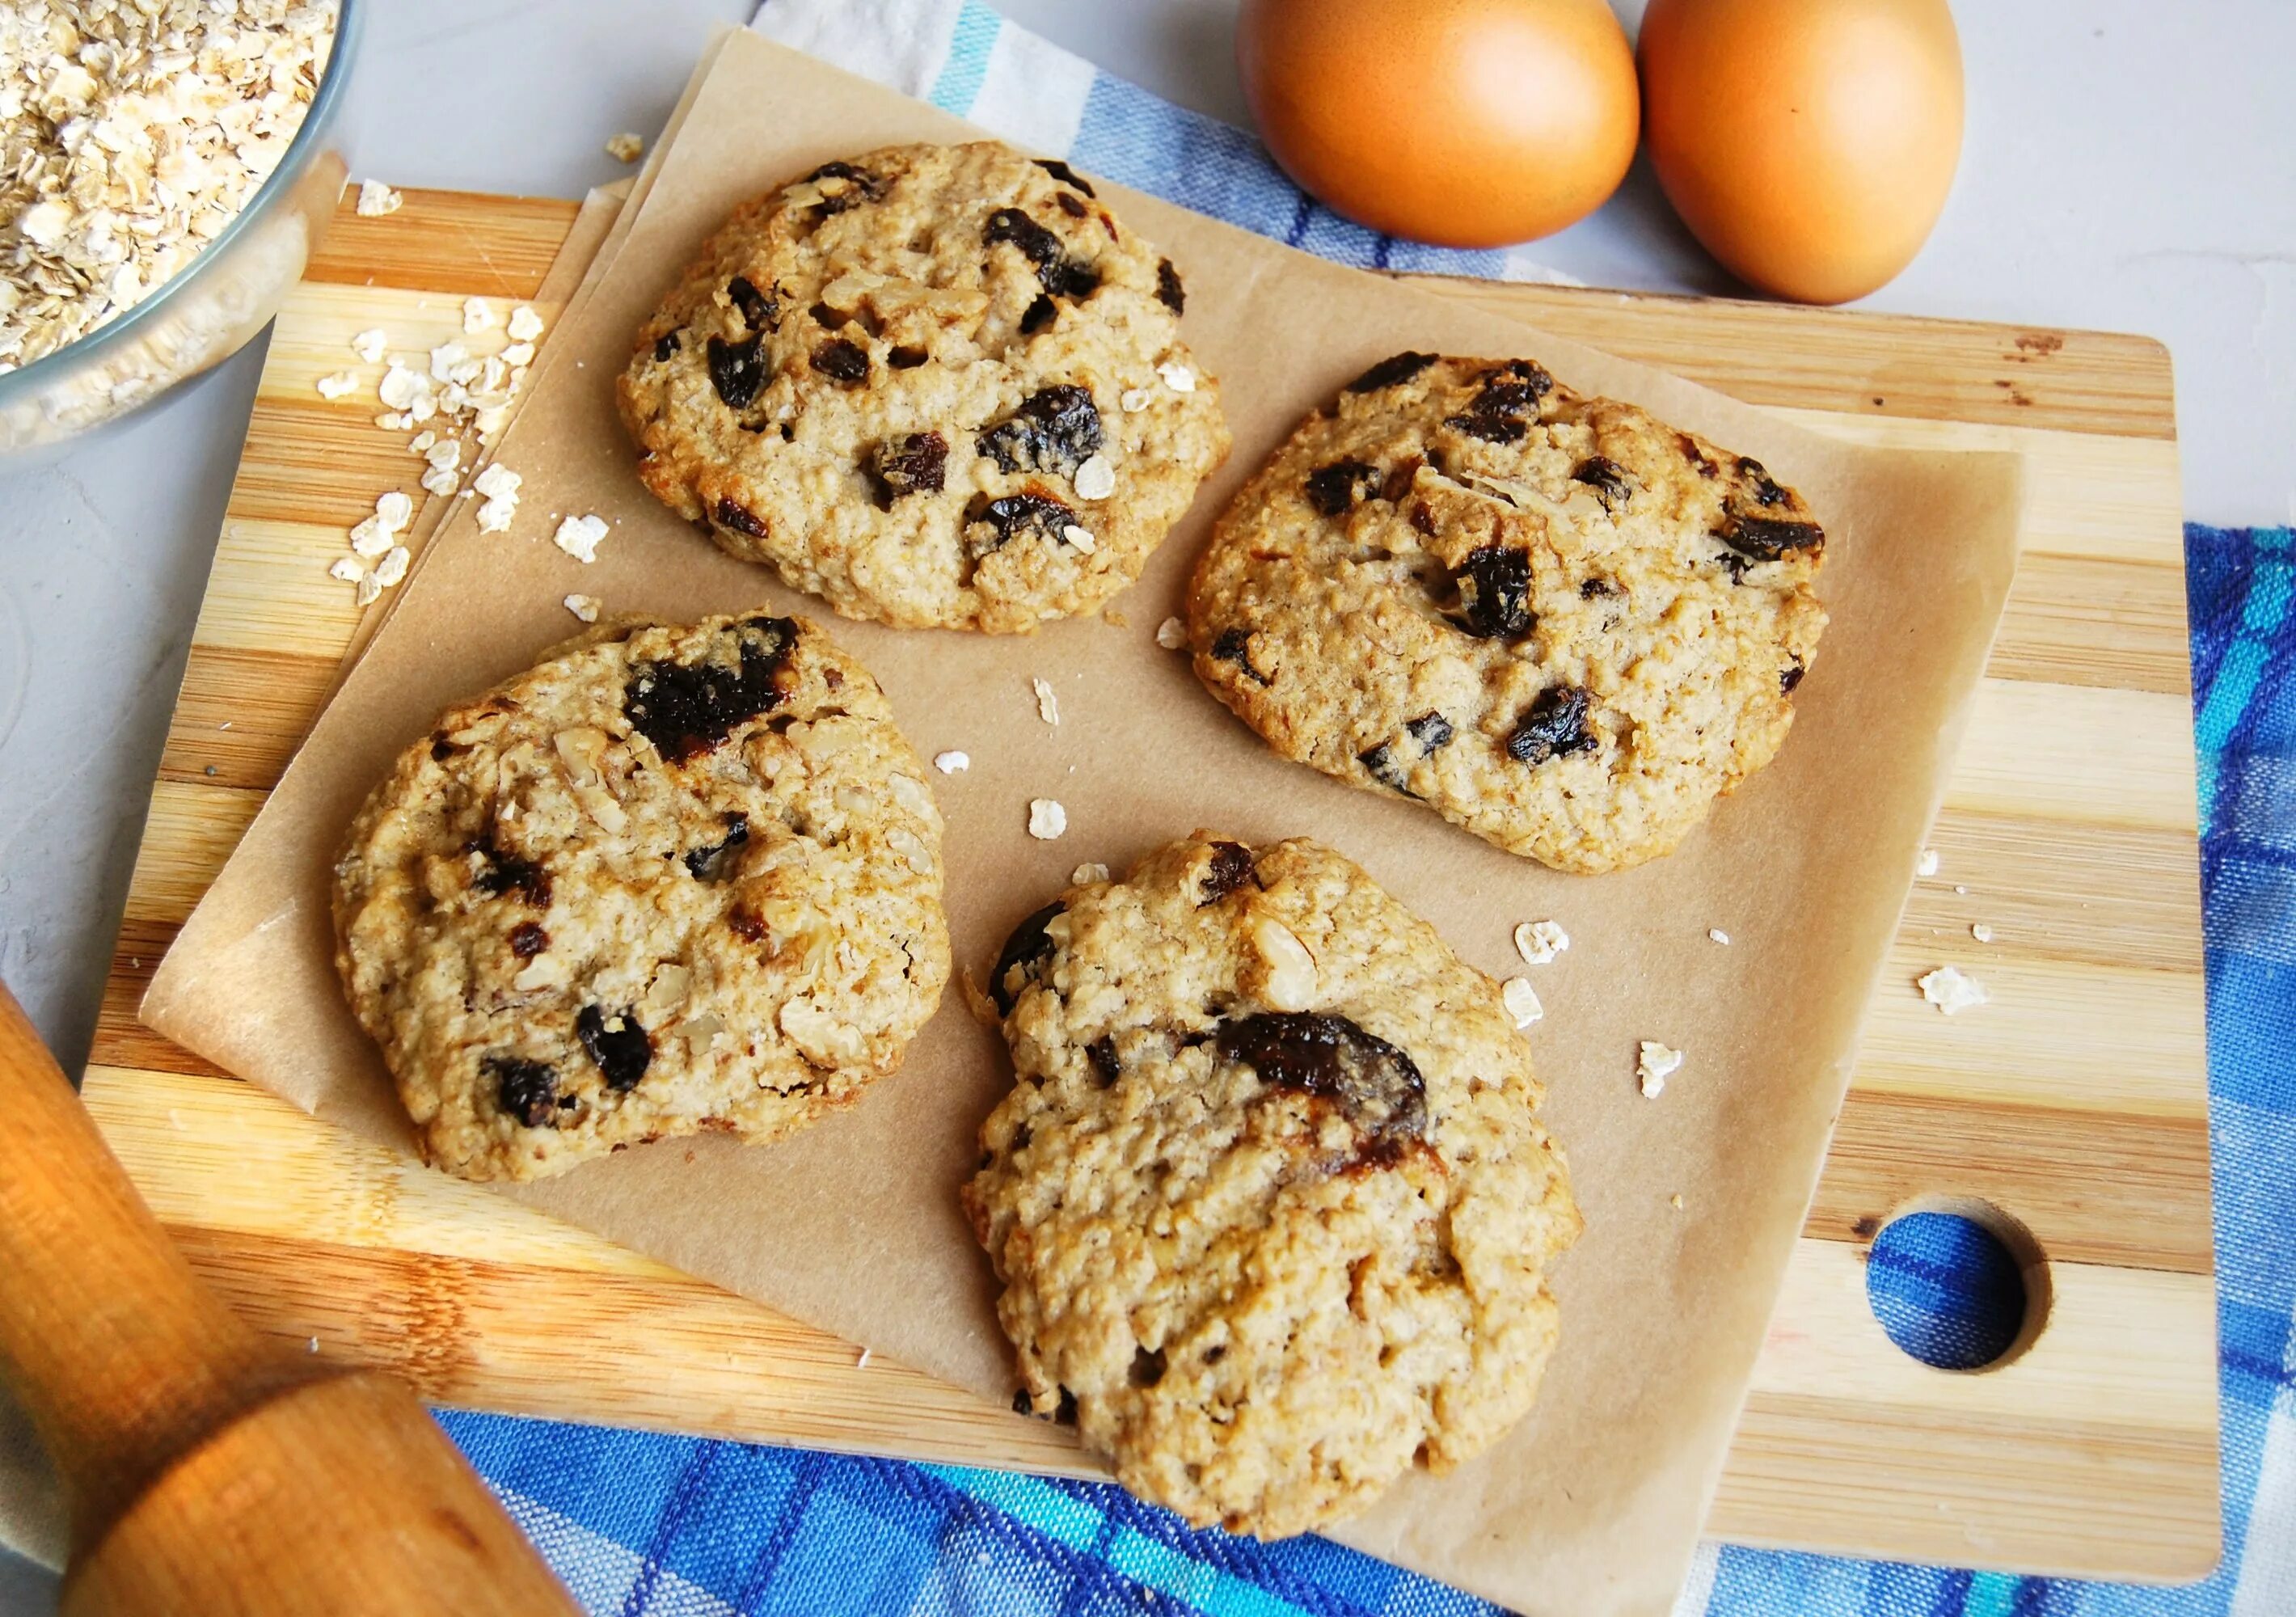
0,2,2287,1606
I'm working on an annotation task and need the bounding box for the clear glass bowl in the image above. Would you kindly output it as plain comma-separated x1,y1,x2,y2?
0,0,364,454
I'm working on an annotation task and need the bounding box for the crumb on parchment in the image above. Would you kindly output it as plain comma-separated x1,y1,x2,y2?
1513,919,1569,965
1637,1041,1682,1098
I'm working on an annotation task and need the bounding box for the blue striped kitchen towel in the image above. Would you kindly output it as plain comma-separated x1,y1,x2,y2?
428,5,2296,1613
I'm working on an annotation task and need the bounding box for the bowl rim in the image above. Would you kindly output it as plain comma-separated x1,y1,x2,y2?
0,0,365,400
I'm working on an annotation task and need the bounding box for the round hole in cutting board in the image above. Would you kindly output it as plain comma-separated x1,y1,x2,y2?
1863,1198,2051,1373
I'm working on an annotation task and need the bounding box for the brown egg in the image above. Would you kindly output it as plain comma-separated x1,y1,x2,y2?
1237,0,1640,248
1640,0,1964,304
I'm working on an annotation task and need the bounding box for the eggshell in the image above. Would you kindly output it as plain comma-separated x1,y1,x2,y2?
1640,0,1965,304
1238,0,1640,248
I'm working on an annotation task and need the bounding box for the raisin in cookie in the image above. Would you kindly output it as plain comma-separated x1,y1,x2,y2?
964,834,1580,1539
617,142,1230,633
1188,353,1827,873
333,612,950,1182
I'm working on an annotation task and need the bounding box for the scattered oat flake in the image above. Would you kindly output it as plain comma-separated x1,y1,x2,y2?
314,370,358,399
606,131,646,163
934,750,970,774
1708,927,1731,945
474,463,521,500
1918,965,1989,1015
506,305,546,342
855,1345,872,1370
554,513,610,564
374,546,410,587
354,571,382,606
328,556,364,584
1028,799,1067,840
1513,919,1570,965
408,429,437,454
477,498,517,534
357,180,403,217
564,593,602,624
1915,848,1940,877
1158,361,1197,392
376,491,413,532
1032,677,1060,725
348,518,394,558
1637,1041,1684,1098
1155,616,1188,650
1971,922,1994,944
1072,863,1110,884
462,297,499,334
501,340,537,367
352,328,389,364
1501,977,1543,1029
1072,454,1116,500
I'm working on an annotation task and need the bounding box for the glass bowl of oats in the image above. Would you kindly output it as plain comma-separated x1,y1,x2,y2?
0,0,361,453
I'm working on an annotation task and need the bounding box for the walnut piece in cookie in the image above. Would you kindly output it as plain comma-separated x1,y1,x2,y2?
615,141,1230,633
964,834,1580,1539
332,611,952,1181
1188,354,1827,873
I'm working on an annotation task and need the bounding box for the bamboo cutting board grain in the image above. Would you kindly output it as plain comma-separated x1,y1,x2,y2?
87,189,2217,1582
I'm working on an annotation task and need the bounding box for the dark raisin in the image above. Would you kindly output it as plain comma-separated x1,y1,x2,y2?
870,431,949,503
1304,458,1382,517
713,496,768,538
1781,661,1806,693
1345,351,1437,392
985,205,1062,268
966,491,1074,555
1032,158,1096,196
1580,577,1619,598
1130,1347,1167,1387
728,908,766,942
576,1004,652,1091
727,276,779,332
509,922,548,959
652,330,681,362
811,338,870,384
1571,455,1631,508
888,344,928,369
430,735,458,762
1359,742,1410,794
977,384,1103,475
1054,1387,1078,1425
1408,501,1437,537
1381,456,1422,503
1454,545,1534,639
1719,513,1825,564
1678,433,1718,478
1011,1389,1032,1416
984,207,1099,301
705,332,767,408
1018,293,1057,334
1205,1345,1226,1366
682,812,751,880
1087,1037,1121,1086
1055,191,1087,218
467,834,551,907
486,1056,560,1129
1507,685,1599,766
1405,711,1454,753
1010,1121,1032,1154
1209,627,1268,685
623,616,797,763
1198,841,1256,904
1737,457,1791,507
1445,363,1552,442
803,161,880,216
1214,1011,1427,1146
1155,258,1185,313
990,901,1066,1015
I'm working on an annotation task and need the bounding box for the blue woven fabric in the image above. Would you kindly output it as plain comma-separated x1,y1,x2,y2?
428,6,2296,1611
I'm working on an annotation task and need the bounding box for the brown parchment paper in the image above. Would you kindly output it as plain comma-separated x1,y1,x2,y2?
145,28,2025,1617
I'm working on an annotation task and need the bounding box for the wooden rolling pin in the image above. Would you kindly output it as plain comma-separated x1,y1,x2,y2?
0,981,580,1615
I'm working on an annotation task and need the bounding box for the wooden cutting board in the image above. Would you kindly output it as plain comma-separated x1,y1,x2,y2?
85,188,2217,1582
